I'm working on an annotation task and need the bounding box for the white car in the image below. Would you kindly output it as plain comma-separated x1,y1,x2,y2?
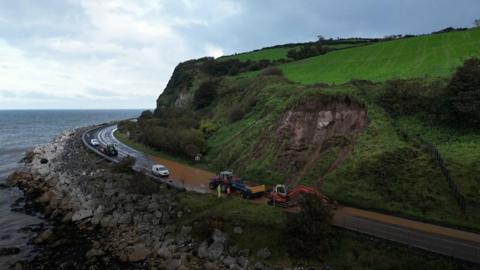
90,138,100,146
152,164,169,177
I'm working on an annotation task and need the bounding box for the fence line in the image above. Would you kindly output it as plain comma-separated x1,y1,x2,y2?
396,127,466,213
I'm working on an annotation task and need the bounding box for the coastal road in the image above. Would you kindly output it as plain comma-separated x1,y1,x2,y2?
84,124,206,192
84,124,480,264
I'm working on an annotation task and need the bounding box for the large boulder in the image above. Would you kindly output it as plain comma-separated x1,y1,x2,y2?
222,256,236,267
71,209,93,222
86,248,105,258
157,245,172,259
207,242,224,260
166,259,182,270
233,226,243,234
34,229,53,244
256,247,271,259
211,229,227,244
197,241,208,258
237,256,249,268
124,243,150,262
204,261,219,270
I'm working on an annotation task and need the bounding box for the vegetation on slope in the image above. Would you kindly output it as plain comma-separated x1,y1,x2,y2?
174,192,476,269
118,27,480,233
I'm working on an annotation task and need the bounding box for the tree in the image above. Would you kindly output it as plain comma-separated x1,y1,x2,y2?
193,80,218,109
139,110,153,121
447,57,480,126
284,194,333,258
474,19,480,27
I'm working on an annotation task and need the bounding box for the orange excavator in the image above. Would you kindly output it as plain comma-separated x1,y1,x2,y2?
268,183,331,208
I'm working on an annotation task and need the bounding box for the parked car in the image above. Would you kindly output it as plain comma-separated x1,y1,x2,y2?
152,164,170,177
90,138,100,146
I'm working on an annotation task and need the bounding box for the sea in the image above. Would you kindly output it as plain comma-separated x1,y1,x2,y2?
0,109,142,268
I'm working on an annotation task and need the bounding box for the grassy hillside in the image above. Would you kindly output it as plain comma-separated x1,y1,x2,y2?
220,41,372,62
278,28,480,84
121,27,480,232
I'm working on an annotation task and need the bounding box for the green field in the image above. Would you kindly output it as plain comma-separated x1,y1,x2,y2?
219,42,371,62
278,28,480,84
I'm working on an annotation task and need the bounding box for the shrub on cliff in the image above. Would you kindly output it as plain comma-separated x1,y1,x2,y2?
199,120,218,137
376,79,448,123
447,57,480,126
139,110,153,120
284,194,333,258
113,156,136,173
229,106,245,123
258,66,284,77
127,172,160,195
141,126,206,159
194,80,218,109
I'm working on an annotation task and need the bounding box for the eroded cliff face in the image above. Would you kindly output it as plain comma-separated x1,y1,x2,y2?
274,100,368,181
277,101,368,150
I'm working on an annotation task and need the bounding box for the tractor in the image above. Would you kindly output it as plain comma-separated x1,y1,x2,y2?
209,171,265,199
99,143,118,157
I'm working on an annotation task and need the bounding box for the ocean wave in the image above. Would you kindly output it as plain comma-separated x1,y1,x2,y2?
0,146,30,157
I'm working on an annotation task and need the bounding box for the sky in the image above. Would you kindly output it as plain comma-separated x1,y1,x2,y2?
0,0,479,109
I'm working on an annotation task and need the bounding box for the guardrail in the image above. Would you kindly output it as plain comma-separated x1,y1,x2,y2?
81,124,186,192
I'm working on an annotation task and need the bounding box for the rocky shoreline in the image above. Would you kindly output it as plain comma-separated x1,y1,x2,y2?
6,127,276,270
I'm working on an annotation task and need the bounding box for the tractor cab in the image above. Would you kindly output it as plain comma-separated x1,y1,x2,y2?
273,184,287,197
219,171,234,181
209,171,236,190
101,143,118,156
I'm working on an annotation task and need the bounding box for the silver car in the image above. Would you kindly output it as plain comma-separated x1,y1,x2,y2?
152,164,169,177
90,138,100,146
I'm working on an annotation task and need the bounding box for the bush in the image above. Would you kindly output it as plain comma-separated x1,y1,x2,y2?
139,110,153,120
284,195,333,258
287,43,331,60
127,172,160,195
447,57,480,126
118,120,137,134
151,107,200,129
200,120,218,136
141,126,206,159
193,80,218,109
258,66,283,77
376,80,430,116
113,156,136,173
202,58,272,77
229,106,245,122
376,79,448,123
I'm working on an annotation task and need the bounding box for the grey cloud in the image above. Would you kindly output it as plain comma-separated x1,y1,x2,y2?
0,90,58,100
1,0,479,109
0,90,17,98
179,0,480,54
86,88,119,97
